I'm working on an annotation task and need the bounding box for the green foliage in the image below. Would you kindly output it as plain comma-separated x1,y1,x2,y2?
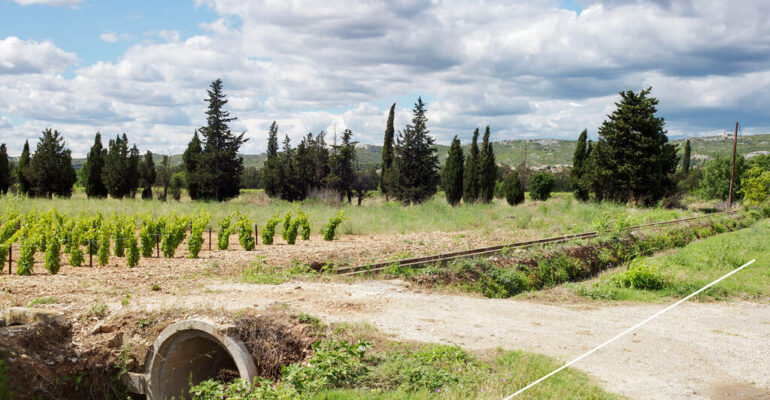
125,223,140,267
609,258,665,290
102,133,140,199
0,358,14,400
442,136,464,206
113,215,128,257
699,156,745,201
682,139,691,173
161,215,188,257
140,215,163,257
739,165,770,205
323,211,345,241
0,144,9,195
478,126,496,203
571,129,589,201
463,128,480,204
217,213,233,250
529,172,555,201
190,378,300,400
16,141,31,195
44,233,61,275
584,88,678,205
262,121,281,198
503,170,525,206
17,237,35,275
296,208,311,240
188,212,210,258
281,211,293,241
285,218,300,245
139,150,156,199
381,103,397,200
26,129,78,198
83,133,108,198
183,132,203,200
392,97,440,204
235,214,255,251
365,344,476,393
262,214,281,245
97,223,111,266
169,172,185,201
283,340,371,393
326,129,357,203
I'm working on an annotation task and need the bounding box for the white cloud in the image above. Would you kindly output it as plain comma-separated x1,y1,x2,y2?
0,37,77,75
2,0,770,157
99,31,131,43
13,0,81,6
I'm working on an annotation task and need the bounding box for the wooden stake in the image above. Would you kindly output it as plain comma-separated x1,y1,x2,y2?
208,228,212,251
157,239,160,258
7,244,11,275
254,224,259,246
89,241,93,268
729,122,739,206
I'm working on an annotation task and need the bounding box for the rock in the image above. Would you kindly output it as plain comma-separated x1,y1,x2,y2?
91,323,117,335
0,307,67,326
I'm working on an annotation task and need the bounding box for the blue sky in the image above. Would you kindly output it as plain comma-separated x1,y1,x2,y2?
1,0,769,156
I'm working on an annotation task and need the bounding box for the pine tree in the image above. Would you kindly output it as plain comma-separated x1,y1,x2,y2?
478,126,496,203
140,151,156,199
682,139,691,173
586,88,678,205
442,136,464,206
392,97,440,204
82,133,108,198
183,131,203,200
128,144,140,198
27,129,77,197
571,129,589,201
381,103,396,200
17,140,31,195
156,155,171,201
102,134,135,198
462,128,480,203
327,129,357,202
262,121,281,197
279,134,300,201
0,144,9,194
197,79,247,201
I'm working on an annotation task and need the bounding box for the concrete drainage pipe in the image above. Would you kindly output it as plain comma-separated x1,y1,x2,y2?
125,319,257,399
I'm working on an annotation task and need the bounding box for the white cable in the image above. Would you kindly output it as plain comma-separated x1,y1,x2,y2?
503,258,757,399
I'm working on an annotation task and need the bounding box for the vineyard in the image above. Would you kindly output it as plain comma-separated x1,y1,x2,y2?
0,207,346,275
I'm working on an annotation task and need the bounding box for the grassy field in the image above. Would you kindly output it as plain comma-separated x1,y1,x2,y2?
569,218,770,302
0,191,693,237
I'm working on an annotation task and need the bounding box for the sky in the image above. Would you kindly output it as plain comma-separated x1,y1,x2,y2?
1,0,769,157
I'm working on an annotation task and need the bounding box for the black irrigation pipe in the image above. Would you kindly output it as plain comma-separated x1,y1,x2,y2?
335,211,738,277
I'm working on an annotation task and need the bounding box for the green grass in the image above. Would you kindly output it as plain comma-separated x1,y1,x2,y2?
577,218,770,302
27,296,58,306
0,191,692,238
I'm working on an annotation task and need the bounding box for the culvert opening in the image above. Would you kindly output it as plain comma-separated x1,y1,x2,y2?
152,330,239,399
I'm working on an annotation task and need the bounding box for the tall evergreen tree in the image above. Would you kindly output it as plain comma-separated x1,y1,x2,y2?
571,129,589,201
183,131,203,200
392,97,440,204
278,134,301,201
139,151,156,199
262,121,281,197
327,129,356,202
197,79,247,201
682,139,691,173
102,134,137,198
128,144,140,198
462,128,480,203
27,129,77,198
478,126,496,203
442,136,464,206
585,88,678,205
156,155,171,201
381,103,396,200
83,133,108,198
0,144,9,194
17,140,31,195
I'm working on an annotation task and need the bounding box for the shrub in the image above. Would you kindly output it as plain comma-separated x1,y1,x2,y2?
283,339,370,392
529,172,555,201
188,212,210,258
699,156,745,200
97,224,111,266
44,234,60,275
281,211,293,241
139,215,163,257
739,165,770,205
190,378,299,400
262,214,280,245
296,208,311,240
323,211,345,241
285,219,300,245
126,226,139,267
236,215,255,251
17,238,35,275
161,216,188,258
503,171,525,206
480,266,529,298
113,217,127,258
609,258,665,290
217,214,233,250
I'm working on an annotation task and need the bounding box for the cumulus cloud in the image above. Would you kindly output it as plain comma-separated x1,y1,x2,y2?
0,37,77,75
2,0,770,156
13,0,81,6
99,31,130,43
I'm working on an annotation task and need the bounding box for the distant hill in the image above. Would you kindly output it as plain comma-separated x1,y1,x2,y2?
61,133,769,170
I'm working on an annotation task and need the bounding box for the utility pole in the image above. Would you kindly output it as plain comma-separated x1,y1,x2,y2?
728,122,739,207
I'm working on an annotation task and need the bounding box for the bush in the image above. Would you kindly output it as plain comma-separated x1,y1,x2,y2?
503,171,524,206
17,238,35,275
699,156,745,200
296,208,311,240
323,211,345,241
139,215,163,257
609,258,665,290
44,235,60,275
217,214,233,250
281,211,293,242
125,224,139,267
188,212,210,258
285,219,300,245
97,224,110,266
190,378,299,400
529,172,555,201
161,216,188,258
169,172,185,201
262,214,280,245
236,215,255,251
283,339,371,393
739,165,770,205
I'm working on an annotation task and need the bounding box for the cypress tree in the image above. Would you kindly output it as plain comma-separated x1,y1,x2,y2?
83,133,108,198
571,129,589,201
27,129,77,198
262,121,280,197
128,144,140,198
392,97,440,204
102,134,134,198
197,79,247,201
140,151,156,199
682,139,691,173
0,144,9,194
156,155,171,201
279,134,299,201
478,126,496,203
327,129,357,202
381,103,396,200
442,136,464,206
17,140,31,196
587,88,678,205
183,131,203,200
462,128,480,203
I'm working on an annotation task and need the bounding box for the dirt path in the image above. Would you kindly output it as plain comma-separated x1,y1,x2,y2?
126,279,770,400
